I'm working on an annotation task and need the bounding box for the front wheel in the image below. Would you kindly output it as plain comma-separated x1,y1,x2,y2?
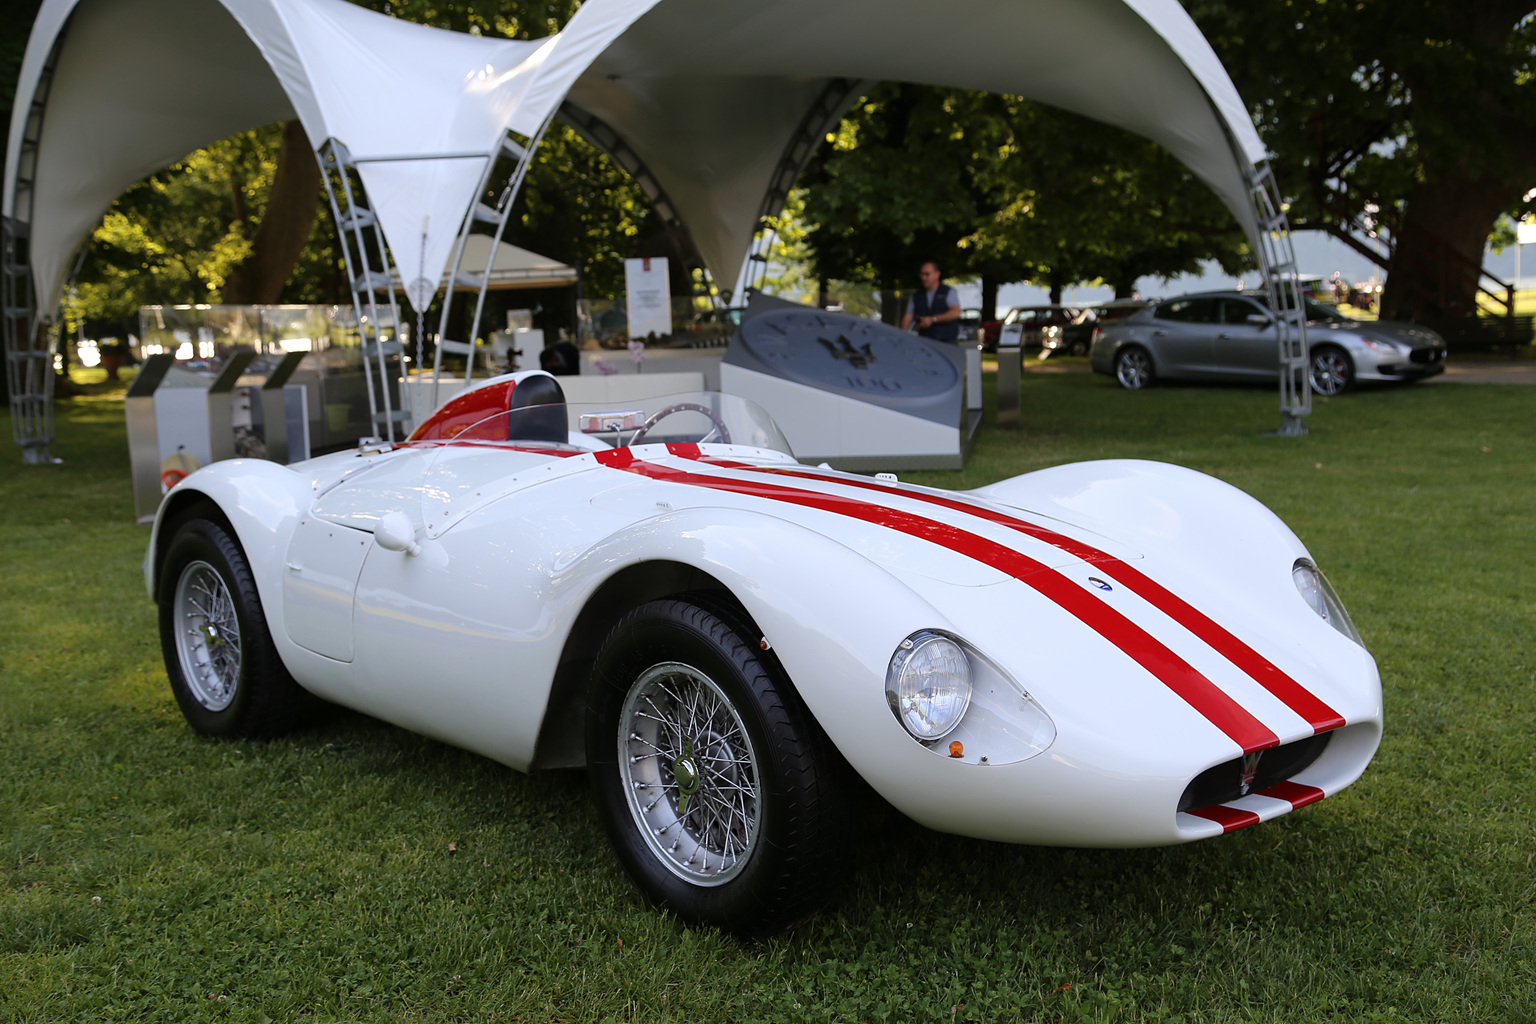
1114,346,1155,389
158,517,306,738
587,599,845,936
1309,346,1355,395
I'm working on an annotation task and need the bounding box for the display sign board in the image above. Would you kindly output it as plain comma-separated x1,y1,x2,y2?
721,294,973,470
624,257,673,338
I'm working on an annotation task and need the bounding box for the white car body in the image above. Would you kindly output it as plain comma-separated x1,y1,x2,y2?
146,371,1382,925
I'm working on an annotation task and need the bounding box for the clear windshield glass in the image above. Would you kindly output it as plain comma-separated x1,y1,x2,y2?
444,391,795,457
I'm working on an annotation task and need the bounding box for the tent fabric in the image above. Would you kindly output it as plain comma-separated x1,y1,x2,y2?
8,0,1269,315
531,0,1268,292
5,0,551,313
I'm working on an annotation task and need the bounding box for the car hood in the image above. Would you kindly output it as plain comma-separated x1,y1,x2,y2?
1309,318,1442,347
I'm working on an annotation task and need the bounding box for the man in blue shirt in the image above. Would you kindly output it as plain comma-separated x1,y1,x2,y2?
900,260,961,341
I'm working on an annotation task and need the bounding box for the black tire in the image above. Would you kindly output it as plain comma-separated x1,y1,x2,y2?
1114,346,1155,389
1309,345,1355,395
157,517,306,738
586,599,846,937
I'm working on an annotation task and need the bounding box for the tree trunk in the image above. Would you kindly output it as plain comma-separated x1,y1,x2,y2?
880,282,904,325
980,275,998,320
222,121,320,305
1048,270,1063,306
1379,173,1513,322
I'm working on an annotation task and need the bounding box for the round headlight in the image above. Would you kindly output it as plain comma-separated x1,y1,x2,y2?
1292,559,1363,644
886,631,972,740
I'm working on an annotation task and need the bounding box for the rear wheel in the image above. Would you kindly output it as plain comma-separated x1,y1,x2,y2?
1114,346,1155,389
587,599,845,936
158,517,306,738
1309,346,1355,395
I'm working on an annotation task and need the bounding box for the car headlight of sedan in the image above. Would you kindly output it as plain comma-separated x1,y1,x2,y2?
1292,559,1363,644
1363,338,1407,355
886,630,1056,764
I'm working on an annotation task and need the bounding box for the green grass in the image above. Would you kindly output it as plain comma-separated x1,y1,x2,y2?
3,371,1535,1022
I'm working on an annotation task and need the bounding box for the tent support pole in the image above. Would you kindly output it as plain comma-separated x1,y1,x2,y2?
317,139,410,442
1249,161,1311,436
432,115,556,397
3,32,67,465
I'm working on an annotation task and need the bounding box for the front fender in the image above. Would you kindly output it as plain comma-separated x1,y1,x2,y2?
145,460,311,640
551,506,956,789
974,459,1312,581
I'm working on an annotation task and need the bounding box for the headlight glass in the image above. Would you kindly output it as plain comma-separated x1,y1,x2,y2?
886,631,972,740
1293,559,1363,644
1364,338,1406,355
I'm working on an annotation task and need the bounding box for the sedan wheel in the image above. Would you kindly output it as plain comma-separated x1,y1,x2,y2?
1309,347,1354,395
158,516,306,738
1114,347,1155,389
587,599,845,936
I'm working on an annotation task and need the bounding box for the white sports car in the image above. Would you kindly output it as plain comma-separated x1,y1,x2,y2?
146,370,1383,935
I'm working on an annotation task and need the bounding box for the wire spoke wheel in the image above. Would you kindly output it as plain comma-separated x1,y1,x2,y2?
619,662,761,885
157,515,306,738
172,560,244,712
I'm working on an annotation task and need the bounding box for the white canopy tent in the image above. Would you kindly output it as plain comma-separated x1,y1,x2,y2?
5,0,1310,462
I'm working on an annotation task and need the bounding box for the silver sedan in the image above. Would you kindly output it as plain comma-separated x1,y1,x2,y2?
1089,291,1447,394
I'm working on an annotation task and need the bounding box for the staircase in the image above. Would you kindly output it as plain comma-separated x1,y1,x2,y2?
317,140,410,441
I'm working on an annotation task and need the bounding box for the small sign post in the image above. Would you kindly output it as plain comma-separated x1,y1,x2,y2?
624,257,673,339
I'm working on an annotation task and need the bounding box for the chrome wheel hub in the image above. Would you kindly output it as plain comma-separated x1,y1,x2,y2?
1117,350,1151,388
619,662,761,885
172,561,242,712
1311,352,1348,395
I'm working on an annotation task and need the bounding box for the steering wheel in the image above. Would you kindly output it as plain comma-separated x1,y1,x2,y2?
629,403,732,446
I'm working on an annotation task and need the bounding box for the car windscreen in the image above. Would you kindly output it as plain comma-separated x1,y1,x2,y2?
446,391,795,457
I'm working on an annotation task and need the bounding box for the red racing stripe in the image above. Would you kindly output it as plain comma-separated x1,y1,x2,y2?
670,448,1345,735
1256,780,1325,809
1185,804,1262,832
597,447,1278,753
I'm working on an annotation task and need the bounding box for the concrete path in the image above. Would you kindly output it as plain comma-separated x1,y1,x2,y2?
1021,356,1536,383
1429,357,1536,384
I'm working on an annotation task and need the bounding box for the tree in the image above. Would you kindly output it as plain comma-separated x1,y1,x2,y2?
1185,0,1536,321
800,84,1010,320
800,84,1250,314
962,99,1249,302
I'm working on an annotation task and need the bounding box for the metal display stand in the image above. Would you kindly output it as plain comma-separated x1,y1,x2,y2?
995,330,1022,427
125,353,175,523
257,351,307,464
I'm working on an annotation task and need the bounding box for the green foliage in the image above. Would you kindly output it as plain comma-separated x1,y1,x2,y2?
962,101,1250,297
4,373,1536,1021
66,126,337,326
801,85,1005,288
513,123,655,299
1183,0,1536,316
801,85,1250,299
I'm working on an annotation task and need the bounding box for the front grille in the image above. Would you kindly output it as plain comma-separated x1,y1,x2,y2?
1410,346,1444,364
1178,732,1332,812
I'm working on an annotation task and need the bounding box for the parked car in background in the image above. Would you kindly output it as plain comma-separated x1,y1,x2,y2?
1042,300,1151,358
1089,291,1447,394
990,305,1080,351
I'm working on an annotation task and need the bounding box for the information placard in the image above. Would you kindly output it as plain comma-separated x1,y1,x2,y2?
624,257,673,339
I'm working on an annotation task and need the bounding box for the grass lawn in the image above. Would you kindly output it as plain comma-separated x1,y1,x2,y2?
2,369,1534,1022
